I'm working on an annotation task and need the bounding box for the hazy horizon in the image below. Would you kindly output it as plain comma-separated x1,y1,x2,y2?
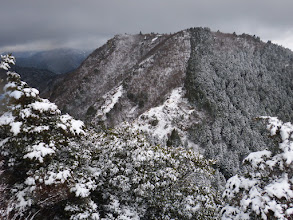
1,0,293,52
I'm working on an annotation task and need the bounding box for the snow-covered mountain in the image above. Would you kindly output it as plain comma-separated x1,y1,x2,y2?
45,31,191,124
45,27,293,179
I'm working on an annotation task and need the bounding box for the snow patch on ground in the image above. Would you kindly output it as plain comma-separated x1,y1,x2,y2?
139,55,154,66
151,37,158,42
133,87,204,150
96,85,124,120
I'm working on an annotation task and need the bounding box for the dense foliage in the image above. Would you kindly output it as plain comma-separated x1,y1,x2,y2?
185,28,293,178
3,49,293,219
0,55,220,219
0,55,93,219
221,117,293,219
88,125,220,219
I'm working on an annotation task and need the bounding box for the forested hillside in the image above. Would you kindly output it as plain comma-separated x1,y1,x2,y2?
45,28,293,179
1,26,293,219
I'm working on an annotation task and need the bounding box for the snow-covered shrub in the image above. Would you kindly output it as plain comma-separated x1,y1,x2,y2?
0,55,221,219
89,124,221,219
0,54,15,70
221,117,293,220
0,55,95,219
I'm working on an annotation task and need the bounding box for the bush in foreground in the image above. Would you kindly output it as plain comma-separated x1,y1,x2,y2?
221,117,293,220
0,54,220,219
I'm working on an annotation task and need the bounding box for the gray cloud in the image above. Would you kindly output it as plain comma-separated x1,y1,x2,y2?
1,0,293,52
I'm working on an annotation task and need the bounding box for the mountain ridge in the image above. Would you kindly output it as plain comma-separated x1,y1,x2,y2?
44,27,293,178
12,48,91,74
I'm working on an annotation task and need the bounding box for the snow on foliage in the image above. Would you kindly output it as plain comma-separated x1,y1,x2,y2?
0,55,221,219
0,54,15,70
0,56,91,219
87,123,220,219
221,116,293,220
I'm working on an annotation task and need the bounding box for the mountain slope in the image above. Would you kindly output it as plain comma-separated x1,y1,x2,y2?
45,28,293,178
185,28,293,177
10,65,57,92
45,31,191,127
15,48,91,74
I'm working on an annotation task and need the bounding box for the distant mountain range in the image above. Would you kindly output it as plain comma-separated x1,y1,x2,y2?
12,48,92,74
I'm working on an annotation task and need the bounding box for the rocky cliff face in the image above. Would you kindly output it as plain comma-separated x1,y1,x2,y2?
45,28,293,179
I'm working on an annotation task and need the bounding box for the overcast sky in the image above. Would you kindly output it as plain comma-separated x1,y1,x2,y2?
0,0,293,52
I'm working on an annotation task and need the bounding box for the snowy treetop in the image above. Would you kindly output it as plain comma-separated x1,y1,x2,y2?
0,54,15,70
222,117,293,220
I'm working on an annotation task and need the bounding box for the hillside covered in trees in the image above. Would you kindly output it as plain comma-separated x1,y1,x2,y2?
45,28,293,180
1,26,293,219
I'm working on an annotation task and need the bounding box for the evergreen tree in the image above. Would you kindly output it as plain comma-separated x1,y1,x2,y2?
0,55,97,219
221,117,293,220
88,124,221,219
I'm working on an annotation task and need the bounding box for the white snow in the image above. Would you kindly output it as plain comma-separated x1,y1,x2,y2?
0,112,15,126
260,116,283,136
71,183,91,198
56,123,67,130
138,55,154,66
70,119,85,135
223,117,293,219
23,88,39,98
0,55,15,70
97,85,123,120
9,90,23,99
59,114,85,135
15,189,33,211
10,121,22,135
23,142,55,163
244,150,271,168
30,99,59,113
151,37,158,42
19,108,34,119
70,181,97,198
265,175,293,200
44,170,71,185
4,82,17,91
25,177,36,186
133,87,203,149
279,122,293,141
286,208,293,216
33,125,50,133
0,137,9,148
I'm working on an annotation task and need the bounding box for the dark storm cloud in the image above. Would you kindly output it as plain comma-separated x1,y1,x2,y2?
1,0,293,52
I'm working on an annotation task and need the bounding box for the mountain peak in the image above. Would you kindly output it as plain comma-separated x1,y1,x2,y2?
44,28,293,178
